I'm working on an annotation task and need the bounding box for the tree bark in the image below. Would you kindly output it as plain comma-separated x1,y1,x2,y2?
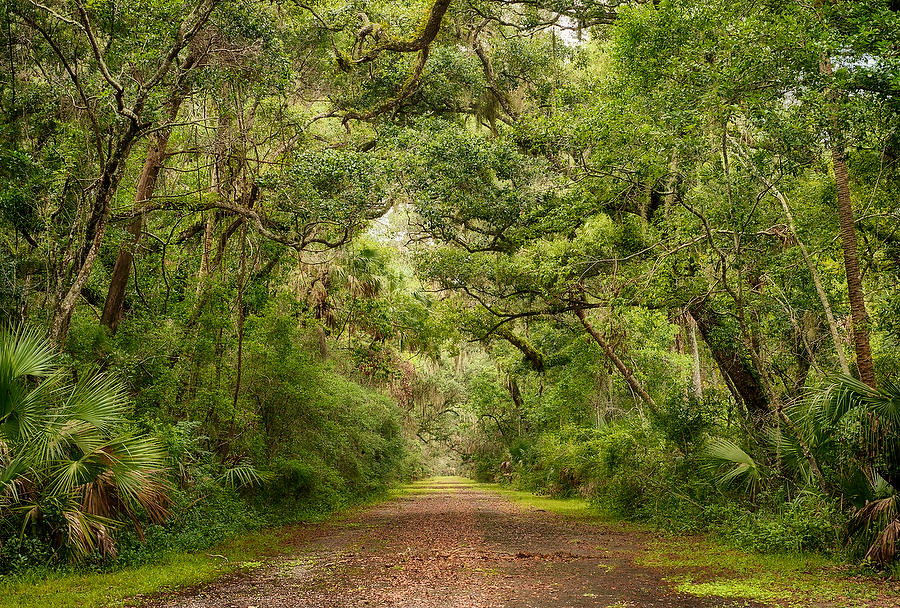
50,130,138,344
575,308,657,411
832,147,875,387
99,133,168,333
100,49,201,334
496,327,544,373
822,57,876,387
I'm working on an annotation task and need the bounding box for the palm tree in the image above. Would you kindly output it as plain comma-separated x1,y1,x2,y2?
0,326,170,558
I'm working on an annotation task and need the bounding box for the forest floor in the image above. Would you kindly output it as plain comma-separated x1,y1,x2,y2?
138,477,900,608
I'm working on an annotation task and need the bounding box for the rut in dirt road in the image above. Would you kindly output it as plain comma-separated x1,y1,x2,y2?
147,478,757,608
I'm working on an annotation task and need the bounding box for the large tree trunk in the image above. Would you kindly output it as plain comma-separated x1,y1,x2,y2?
575,308,657,411
45,1,217,345
832,147,875,387
689,301,769,415
100,50,201,333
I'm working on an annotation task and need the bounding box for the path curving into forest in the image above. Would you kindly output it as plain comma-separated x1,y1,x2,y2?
145,478,760,608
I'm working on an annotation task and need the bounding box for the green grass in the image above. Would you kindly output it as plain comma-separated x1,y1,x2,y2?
471,480,620,523
386,475,468,498
0,526,299,608
640,535,898,607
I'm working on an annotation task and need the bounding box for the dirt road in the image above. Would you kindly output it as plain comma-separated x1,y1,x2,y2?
146,478,759,608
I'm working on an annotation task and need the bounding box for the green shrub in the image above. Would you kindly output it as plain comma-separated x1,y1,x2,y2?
6,305,420,576
499,419,846,558
704,493,844,554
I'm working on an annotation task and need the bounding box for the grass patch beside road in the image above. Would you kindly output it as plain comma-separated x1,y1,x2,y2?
0,527,295,608
472,480,620,523
640,534,899,607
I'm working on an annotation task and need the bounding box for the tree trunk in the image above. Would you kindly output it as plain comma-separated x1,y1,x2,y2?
505,373,524,436
822,57,876,388
690,301,769,415
49,130,138,344
100,133,169,333
197,108,230,295
226,224,248,456
99,49,201,334
832,147,875,387
45,2,218,345
575,308,657,411
775,183,849,375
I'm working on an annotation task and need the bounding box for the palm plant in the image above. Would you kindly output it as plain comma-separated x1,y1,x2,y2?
704,437,768,498
0,326,170,558
705,376,900,565
303,244,397,331
806,375,900,564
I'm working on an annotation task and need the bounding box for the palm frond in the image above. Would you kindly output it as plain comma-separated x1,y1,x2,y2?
0,335,63,442
704,437,765,494
62,370,128,432
865,519,900,565
816,375,889,426
0,454,31,504
13,370,66,441
0,325,56,378
848,495,900,537
105,434,171,521
847,495,900,565
766,426,814,487
62,507,120,559
867,379,900,428
48,457,97,496
0,330,172,558
219,461,267,488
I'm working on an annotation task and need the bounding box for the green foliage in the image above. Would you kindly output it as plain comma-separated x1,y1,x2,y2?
704,438,766,496
651,395,715,454
806,376,900,564
703,494,844,555
488,419,846,557
0,326,169,563
0,298,418,575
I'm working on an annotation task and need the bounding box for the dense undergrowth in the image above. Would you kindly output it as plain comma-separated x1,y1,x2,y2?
469,417,897,577
0,310,423,578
